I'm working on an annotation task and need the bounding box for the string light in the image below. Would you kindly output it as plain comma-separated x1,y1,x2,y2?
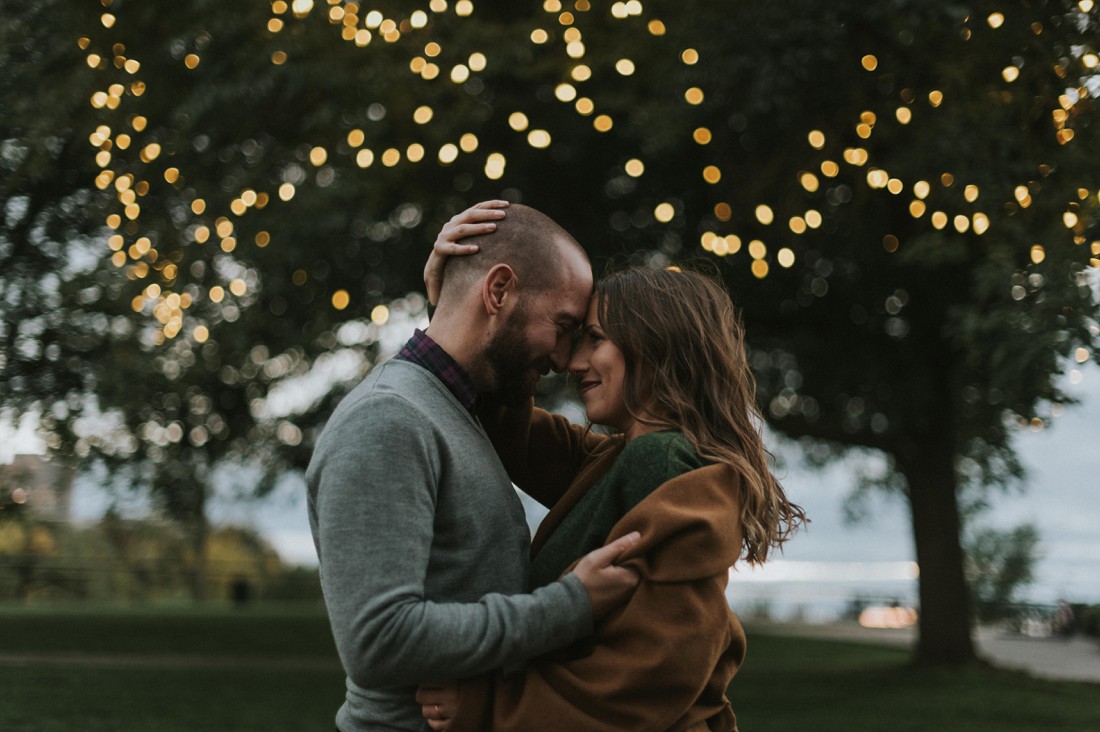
81,0,1096,345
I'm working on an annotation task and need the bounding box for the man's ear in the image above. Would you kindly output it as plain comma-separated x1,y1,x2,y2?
481,263,516,315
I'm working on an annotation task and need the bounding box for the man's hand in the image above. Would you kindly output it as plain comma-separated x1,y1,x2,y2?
425,200,509,306
571,531,642,620
417,682,459,731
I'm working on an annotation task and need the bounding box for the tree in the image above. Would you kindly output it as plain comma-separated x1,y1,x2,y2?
2,0,1097,662
965,523,1040,621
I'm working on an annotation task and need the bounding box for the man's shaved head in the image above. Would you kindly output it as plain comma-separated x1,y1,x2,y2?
426,203,594,401
438,204,588,304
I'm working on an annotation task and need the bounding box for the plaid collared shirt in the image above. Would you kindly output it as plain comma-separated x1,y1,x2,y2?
394,329,478,415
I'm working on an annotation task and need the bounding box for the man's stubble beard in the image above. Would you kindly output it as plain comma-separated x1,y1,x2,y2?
485,303,540,407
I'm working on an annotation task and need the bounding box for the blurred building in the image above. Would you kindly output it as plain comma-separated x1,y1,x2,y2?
0,454,74,520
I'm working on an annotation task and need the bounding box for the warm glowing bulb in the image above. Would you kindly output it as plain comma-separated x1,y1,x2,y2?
555,83,577,102
527,130,552,149
485,152,506,180
438,143,459,164
509,112,529,131
615,58,635,76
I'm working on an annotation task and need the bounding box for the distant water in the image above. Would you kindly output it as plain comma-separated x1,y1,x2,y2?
726,561,920,623
723,557,1100,623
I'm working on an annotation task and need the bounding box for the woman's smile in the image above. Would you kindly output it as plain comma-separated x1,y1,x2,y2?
578,378,601,395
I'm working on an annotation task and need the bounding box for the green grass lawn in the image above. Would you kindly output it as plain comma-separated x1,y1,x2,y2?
729,633,1100,732
1,604,1097,731
0,603,345,732
0,602,337,657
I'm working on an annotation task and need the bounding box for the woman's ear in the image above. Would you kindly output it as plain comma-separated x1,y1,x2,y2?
482,263,516,315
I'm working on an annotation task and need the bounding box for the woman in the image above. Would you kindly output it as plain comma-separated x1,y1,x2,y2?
419,203,805,731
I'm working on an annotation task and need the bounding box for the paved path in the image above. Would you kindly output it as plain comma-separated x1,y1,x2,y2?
750,621,1100,683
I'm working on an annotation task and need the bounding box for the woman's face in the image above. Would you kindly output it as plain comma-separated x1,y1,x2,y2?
568,296,637,437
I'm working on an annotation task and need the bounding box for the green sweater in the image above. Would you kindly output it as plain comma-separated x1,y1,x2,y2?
307,360,592,731
528,430,706,590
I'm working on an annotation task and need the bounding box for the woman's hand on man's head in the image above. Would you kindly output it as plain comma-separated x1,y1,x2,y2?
425,200,509,305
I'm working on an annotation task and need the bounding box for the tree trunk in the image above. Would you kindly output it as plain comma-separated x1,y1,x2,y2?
187,514,208,602
159,465,209,602
15,554,36,602
898,434,976,666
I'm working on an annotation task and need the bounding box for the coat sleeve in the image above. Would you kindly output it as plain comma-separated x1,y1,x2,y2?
447,465,747,732
477,397,610,509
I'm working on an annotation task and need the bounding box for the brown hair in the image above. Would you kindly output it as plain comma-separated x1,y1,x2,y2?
596,265,805,564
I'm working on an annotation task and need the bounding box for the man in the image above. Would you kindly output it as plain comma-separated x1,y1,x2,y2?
307,202,640,731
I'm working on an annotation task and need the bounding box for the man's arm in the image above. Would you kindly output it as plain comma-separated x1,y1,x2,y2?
310,393,635,689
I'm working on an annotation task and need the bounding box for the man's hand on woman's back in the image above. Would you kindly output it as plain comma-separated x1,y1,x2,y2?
571,531,642,619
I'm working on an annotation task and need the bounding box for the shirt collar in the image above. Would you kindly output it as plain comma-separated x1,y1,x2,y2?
394,329,478,415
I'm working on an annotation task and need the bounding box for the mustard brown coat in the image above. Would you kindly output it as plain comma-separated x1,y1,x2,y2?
446,404,747,732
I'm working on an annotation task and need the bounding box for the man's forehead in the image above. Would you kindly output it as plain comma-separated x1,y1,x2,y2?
556,280,591,322
554,236,592,282
554,306,585,326
533,239,591,321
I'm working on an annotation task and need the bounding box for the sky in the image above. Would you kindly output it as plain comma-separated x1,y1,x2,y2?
4,361,1097,615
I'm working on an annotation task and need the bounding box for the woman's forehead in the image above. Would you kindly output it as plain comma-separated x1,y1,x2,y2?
584,295,601,322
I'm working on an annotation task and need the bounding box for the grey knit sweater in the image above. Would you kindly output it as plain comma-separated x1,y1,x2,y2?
307,359,592,731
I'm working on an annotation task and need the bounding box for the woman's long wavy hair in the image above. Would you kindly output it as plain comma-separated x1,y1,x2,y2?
595,265,805,564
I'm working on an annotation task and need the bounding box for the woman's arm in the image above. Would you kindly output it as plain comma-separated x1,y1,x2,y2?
445,464,747,732
478,396,609,509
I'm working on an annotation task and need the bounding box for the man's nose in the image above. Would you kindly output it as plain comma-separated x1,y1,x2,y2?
549,337,572,373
